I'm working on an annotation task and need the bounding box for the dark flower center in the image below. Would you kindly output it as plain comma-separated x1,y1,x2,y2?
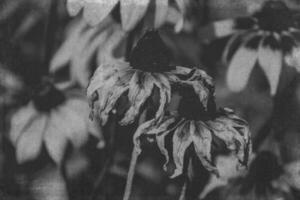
129,30,174,73
32,80,66,112
178,87,216,121
255,0,294,32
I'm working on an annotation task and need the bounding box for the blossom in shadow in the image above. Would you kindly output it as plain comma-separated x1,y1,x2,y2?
9,81,101,164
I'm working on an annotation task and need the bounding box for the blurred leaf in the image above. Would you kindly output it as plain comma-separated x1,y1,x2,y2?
50,17,126,87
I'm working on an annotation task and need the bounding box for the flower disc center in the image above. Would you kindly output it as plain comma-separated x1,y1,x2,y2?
255,0,293,32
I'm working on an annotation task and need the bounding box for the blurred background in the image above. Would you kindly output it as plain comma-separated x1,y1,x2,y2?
1,0,300,199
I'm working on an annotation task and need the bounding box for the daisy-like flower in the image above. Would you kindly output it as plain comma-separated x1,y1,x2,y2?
133,86,251,178
67,0,188,31
50,17,126,87
9,80,101,164
87,30,212,126
221,0,300,95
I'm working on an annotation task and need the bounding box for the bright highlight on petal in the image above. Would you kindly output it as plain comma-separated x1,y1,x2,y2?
258,38,282,95
227,47,258,93
121,0,150,31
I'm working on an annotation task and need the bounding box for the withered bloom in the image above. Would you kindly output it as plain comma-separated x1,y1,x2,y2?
133,85,251,178
87,31,212,126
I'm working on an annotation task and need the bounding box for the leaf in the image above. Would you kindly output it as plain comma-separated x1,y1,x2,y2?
120,0,150,31
258,37,282,95
226,46,258,93
154,0,169,28
16,115,47,163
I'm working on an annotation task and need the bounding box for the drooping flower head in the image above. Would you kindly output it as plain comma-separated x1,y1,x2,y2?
87,30,212,126
9,80,100,164
133,80,251,178
67,0,189,31
222,0,300,95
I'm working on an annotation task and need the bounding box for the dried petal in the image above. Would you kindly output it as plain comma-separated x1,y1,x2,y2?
120,72,155,125
192,121,218,174
172,121,192,178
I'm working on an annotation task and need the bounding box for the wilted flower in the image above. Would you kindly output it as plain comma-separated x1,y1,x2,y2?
9,81,100,164
67,0,188,31
221,0,300,95
50,17,126,87
87,30,212,126
133,86,251,178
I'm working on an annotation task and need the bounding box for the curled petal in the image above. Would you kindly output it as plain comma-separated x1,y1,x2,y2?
172,121,192,178
192,121,218,174
152,74,171,120
121,0,150,31
120,72,155,125
207,109,251,166
133,119,157,154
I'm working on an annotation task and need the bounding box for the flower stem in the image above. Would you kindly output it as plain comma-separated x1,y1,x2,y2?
122,109,147,200
122,147,140,200
179,181,187,200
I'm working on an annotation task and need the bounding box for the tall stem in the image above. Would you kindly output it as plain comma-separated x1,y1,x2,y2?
122,109,147,200
42,0,58,76
179,181,187,200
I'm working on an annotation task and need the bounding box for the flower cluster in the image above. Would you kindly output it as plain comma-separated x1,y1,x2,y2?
88,30,251,177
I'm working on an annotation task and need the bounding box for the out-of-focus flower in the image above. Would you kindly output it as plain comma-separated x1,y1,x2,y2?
133,85,251,178
9,81,101,164
67,0,188,31
201,0,300,95
0,66,24,106
203,152,294,200
50,17,126,87
87,31,212,126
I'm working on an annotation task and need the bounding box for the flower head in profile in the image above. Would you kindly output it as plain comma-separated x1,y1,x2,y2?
50,17,126,87
9,80,100,164
221,0,300,95
133,85,251,178
67,0,188,31
87,30,212,126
